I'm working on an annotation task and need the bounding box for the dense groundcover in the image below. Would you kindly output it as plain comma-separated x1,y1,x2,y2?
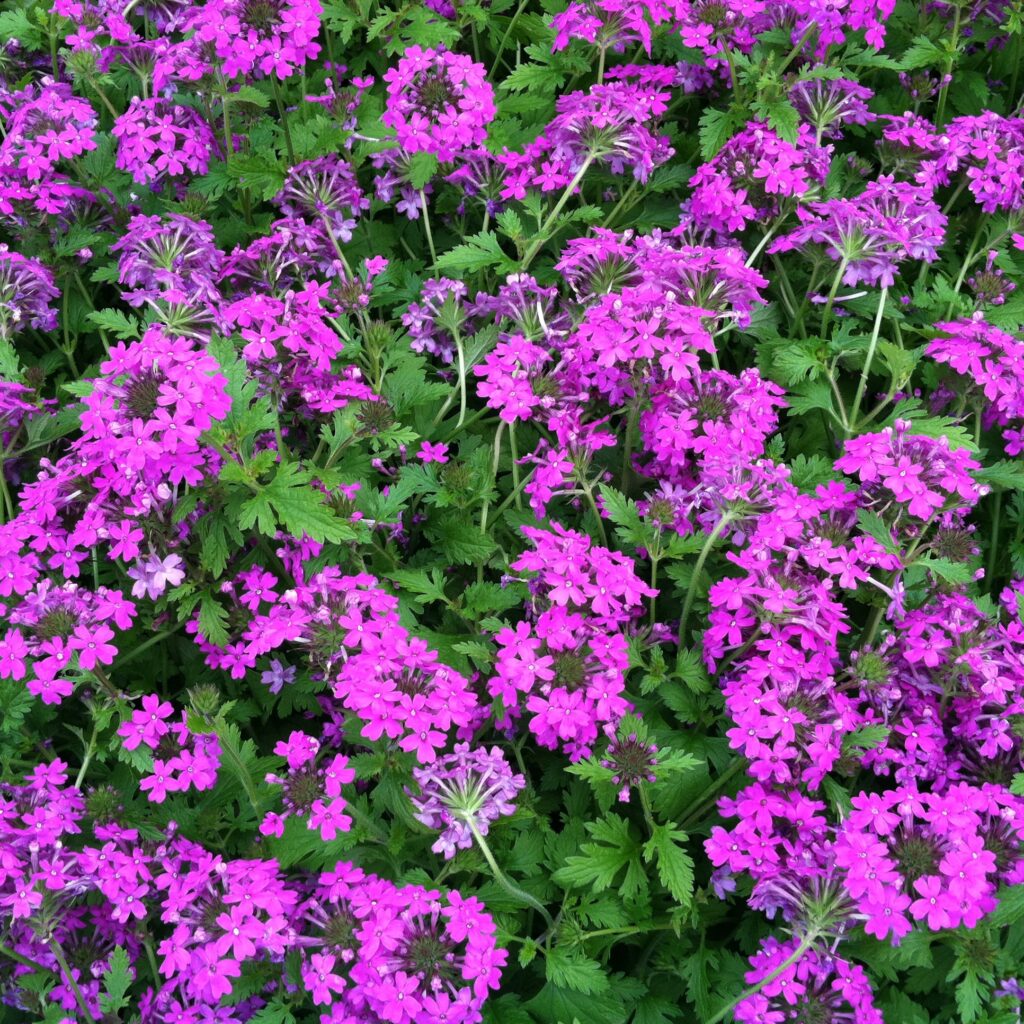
4,0,1024,1021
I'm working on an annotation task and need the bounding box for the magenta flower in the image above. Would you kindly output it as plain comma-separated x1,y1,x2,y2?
382,46,495,161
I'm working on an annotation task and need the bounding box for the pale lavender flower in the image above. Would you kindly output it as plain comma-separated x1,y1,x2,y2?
128,553,185,600
408,743,525,859
261,658,297,694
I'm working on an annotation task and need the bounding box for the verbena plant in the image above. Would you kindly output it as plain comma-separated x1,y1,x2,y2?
1,1,1024,1022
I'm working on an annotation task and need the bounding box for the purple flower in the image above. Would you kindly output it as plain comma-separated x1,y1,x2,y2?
128,553,185,601
260,658,296,694
382,46,495,161
409,743,525,859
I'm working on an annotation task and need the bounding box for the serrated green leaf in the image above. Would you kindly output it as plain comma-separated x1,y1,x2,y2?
553,816,642,898
436,231,511,275
900,34,947,70
598,484,655,551
841,724,890,754
408,151,439,190
979,461,1024,491
245,999,296,1024
239,463,354,544
698,107,741,160
917,556,974,585
87,308,139,340
545,947,610,995
198,593,230,647
856,509,899,553
100,946,132,1013
643,824,694,907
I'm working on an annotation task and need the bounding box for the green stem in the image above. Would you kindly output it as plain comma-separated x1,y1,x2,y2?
490,0,529,76
705,938,814,1024
74,720,99,789
90,666,120,702
453,326,468,428
521,156,595,270
0,940,53,974
115,623,185,668
778,22,817,73
637,784,657,835
621,400,640,491
679,758,748,829
509,422,522,509
479,421,505,536
142,937,160,984
0,463,13,522
946,220,985,318
272,77,296,165
602,179,641,230
50,940,98,1024
987,491,1002,590
469,821,555,930
677,514,734,650
848,285,888,434
212,719,262,817
648,549,660,628
578,475,609,546
820,255,850,333
934,4,961,127
492,466,537,519
420,190,438,269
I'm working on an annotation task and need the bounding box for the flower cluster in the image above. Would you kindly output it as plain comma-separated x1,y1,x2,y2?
112,97,217,188
409,743,525,857
382,46,496,161
4,3,1024,1023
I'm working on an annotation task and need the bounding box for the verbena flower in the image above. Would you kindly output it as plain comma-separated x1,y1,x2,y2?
382,46,495,161
0,246,60,339
112,97,217,188
409,743,525,858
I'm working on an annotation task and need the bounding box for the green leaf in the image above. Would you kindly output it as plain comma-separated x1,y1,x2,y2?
238,463,354,544
426,514,497,564
483,994,534,1024
979,461,1024,491
674,648,711,694
553,815,642,897
917,556,974,585
698,107,741,160
246,998,296,1024
198,593,230,647
856,509,898,554
642,824,694,907
990,883,1024,926
87,308,140,340
752,97,799,143
227,153,287,201
653,749,702,780
598,484,655,550
436,231,512,275
100,946,132,1014
390,568,450,605
227,84,271,108
0,8,44,47
900,34,947,70
525,982,631,1024
841,725,890,754
502,62,565,94
545,948,610,995
408,151,439,189
953,968,986,1024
